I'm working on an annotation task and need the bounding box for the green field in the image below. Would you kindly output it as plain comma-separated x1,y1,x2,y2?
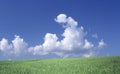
0,56,120,74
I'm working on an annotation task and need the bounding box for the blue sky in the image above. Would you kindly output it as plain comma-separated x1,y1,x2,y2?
0,0,120,60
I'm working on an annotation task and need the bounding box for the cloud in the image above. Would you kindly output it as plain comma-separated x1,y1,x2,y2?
0,35,28,56
92,33,98,39
98,39,106,48
0,38,12,51
28,14,105,58
83,39,94,49
83,52,94,58
11,35,28,55
28,33,59,55
0,14,106,58
55,14,78,28
55,14,67,23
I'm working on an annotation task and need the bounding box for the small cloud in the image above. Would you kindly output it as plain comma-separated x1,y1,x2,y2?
92,33,98,39
98,39,106,48
83,53,93,58
54,14,67,24
83,39,94,49
8,59,12,61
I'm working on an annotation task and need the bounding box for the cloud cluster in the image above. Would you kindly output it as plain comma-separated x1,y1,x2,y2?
28,14,105,57
0,35,28,56
0,14,106,58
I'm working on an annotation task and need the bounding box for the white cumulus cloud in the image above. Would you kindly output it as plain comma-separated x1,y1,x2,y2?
0,14,106,58
0,35,28,56
0,38,12,51
28,14,104,58
55,14,67,23
11,35,28,55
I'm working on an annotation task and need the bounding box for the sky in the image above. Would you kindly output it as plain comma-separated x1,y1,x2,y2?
0,0,120,60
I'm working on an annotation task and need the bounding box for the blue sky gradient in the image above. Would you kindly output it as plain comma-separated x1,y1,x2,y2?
0,0,120,60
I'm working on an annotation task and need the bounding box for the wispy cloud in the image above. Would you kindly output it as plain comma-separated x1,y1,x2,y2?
92,33,98,39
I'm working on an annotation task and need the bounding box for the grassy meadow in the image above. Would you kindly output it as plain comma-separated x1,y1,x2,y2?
0,56,120,74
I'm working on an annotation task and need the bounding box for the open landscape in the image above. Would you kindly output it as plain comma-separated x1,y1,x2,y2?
0,56,120,74
0,0,120,74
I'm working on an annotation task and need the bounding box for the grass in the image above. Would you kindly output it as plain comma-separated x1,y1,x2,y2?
0,56,120,74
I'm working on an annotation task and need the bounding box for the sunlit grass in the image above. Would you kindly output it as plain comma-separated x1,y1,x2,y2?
0,56,120,74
